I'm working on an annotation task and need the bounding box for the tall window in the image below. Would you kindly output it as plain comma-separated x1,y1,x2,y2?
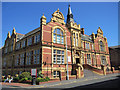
15,55,19,66
21,40,25,48
73,33,75,46
16,43,20,50
34,49,40,64
20,53,24,65
34,34,40,43
76,34,78,46
27,37,32,46
53,28,64,44
101,56,106,65
26,51,32,65
53,49,64,64
53,71,60,78
86,42,90,49
87,54,91,64
100,41,104,51
3,58,6,67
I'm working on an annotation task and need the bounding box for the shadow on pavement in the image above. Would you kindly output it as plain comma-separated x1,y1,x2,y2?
62,75,120,89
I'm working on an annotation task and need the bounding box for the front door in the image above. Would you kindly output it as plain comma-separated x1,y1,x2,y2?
76,58,80,64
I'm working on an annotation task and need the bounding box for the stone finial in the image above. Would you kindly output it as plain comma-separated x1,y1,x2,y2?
7,31,10,38
12,27,16,34
41,13,46,25
41,13,46,19
57,8,59,12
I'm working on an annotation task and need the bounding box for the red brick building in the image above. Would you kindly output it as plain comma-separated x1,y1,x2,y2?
2,5,111,80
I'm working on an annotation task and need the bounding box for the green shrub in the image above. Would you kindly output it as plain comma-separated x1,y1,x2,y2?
36,77,46,83
28,76,32,80
19,77,28,82
13,77,19,82
38,70,43,78
19,72,31,79
45,77,50,81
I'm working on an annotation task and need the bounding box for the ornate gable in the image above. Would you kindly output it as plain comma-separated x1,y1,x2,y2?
97,27,103,37
51,8,65,25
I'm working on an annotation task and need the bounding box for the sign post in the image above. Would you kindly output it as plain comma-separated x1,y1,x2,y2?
31,69,37,85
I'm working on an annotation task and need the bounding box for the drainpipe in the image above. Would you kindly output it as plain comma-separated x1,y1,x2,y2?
66,32,69,80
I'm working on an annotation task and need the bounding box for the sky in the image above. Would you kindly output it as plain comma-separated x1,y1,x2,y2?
2,2,118,47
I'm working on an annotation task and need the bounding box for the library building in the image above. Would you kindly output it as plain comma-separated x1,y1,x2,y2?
2,5,111,80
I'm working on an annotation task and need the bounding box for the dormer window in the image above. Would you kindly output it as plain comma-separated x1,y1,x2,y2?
53,28,64,44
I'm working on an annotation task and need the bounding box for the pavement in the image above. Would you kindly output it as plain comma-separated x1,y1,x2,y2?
1,73,120,89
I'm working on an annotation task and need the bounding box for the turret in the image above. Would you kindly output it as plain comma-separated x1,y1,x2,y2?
66,5,74,24
66,5,80,30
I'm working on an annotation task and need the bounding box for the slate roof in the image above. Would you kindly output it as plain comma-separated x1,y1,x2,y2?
16,33,25,41
81,34,93,42
16,27,40,42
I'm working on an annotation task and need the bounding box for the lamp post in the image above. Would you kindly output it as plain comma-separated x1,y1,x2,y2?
66,32,69,80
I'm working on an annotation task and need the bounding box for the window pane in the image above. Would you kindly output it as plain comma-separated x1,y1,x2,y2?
76,39,78,46
37,49,40,54
74,38,75,46
53,71,56,75
62,51,64,54
34,56,36,64
57,55,61,64
57,71,59,75
57,35,60,43
54,50,56,54
57,50,61,54
37,34,40,42
37,55,39,64
61,31,63,35
53,29,56,33
53,55,56,64
53,34,56,43
57,28,60,34
62,56,64,64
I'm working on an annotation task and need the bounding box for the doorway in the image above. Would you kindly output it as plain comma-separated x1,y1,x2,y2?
76,58,80,64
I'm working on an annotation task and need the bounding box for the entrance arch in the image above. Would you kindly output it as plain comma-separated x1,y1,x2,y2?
73,51,84,78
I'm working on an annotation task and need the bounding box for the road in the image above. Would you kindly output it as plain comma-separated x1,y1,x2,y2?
1,73,120,90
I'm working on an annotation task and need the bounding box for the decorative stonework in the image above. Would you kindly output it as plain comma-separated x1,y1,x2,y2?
97,27,103,37
51,8,65,25
41,14,46,25
70,21,80,30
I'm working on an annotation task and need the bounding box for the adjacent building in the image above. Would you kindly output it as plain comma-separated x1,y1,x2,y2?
109,45,120,70
2,5,111,80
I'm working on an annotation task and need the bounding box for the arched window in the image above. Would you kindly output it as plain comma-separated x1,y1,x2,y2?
53,28,64,44
100,41,104,51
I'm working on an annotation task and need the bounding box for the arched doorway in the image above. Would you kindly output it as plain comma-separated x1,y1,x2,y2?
73,51,84,78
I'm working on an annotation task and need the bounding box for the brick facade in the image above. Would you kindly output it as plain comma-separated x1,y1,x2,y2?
2,5,111,80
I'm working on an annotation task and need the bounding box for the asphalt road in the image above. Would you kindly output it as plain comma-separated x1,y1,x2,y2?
1,73,120,90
